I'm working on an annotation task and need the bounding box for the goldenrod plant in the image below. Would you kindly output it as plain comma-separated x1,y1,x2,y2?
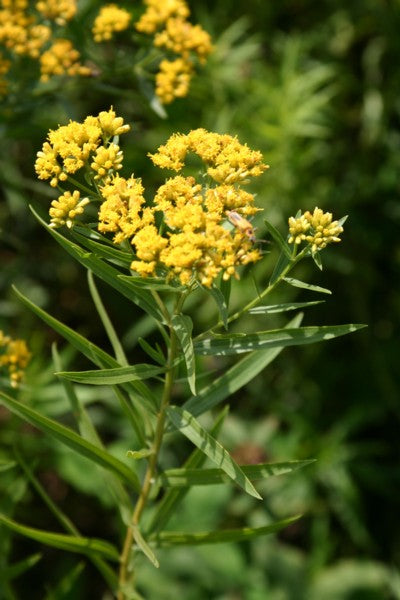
0,108,364,598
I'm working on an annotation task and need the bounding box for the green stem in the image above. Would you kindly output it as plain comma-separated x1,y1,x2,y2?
117,302,178,599
220,246,308,328
64,175,99,198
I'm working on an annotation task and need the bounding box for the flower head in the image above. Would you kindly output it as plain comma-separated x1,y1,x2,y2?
0,330,31,388
288,207,344,252
92,4,131,42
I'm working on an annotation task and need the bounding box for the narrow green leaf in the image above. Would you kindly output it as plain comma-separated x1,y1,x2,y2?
264,219,292,259
184,313,304,417
0,392,140,491
147,406,229,536
56,363,165,385
72,230,132,266
205,285,229,330
283,277,332,294
132,525,159,568
44,562,84,600
127,449,153,460
31,207,163,321
248,301,324,314
171,315,196,395
220,276,231,309
0,514,119,561
160,460,315,487
0,459,17,472
1,553,42,581
138,337,165,365
311,251,323,271
194,324,366,356
118,274,185,292
269,252,291,285
13,286,155,409
167,406,262,500
155,515,301,546
87,271,128,366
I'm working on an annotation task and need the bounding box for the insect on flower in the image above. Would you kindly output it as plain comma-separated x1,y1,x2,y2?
226,210,256,242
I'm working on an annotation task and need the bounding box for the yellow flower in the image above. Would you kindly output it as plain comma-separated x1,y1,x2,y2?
92,4,131,42
135,0,190,34
98,107,131,139
155,58,193,104
288,214,310,245
49,190,90,228
39,38,91,82
0,331,31,388
154,17,212,63
91,143,124,181
98,175,149,244
35,0,77,25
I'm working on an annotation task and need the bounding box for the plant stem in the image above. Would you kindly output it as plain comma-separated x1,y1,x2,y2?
117,311,178,599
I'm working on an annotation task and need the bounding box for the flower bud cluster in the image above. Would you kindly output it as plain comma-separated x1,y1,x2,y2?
288,207,344,252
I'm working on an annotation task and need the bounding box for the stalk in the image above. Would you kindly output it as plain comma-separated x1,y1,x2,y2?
117,300,179,599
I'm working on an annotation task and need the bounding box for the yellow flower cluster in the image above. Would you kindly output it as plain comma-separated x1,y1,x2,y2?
92,4,131,42
135,0,212,104
0,52,10,95
0,330,31,388
37,112,267,287
39,39,90,82
0,0,88,90
35,107,130,188
288,207,344,253
36,0,77,26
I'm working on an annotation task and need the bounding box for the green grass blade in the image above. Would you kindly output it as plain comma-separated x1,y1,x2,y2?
87,271,128,366
147,406,229,536
0,514,119,561
155,515,302,546
248,300,324,314
283,276,332,294
1,553,42,581
184,313,303,417
160,460,315,487
56,363,165,385
194,324,366,356
167,406,262,500
0,392,140,491
171,315,196,395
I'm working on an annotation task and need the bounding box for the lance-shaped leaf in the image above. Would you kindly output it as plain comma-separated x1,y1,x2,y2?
159,460,315,487
0,514,119,561
264,219,292,259
269,252,291,285
194,324,366,356
132,525,159,568
72,230,132,266
0,392,140,491
154,515,301,546
118,274,185,292
284,277,331,294
248,301,324,314
166,406,262,500
171,315,196,395
31,207,163,321
12,286,154,411
205,285,229,330
184,313,303,417
56,363,166,386
1,553,42,581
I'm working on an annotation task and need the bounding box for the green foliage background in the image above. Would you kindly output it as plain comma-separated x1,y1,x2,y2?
1,0,399,598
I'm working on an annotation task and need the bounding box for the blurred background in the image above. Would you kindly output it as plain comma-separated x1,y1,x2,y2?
1,0,399,598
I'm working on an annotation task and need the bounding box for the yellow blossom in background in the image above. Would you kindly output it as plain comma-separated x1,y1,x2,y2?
155,58,193,104
39,38,91,82
288,207,344,252
49,190,90,228
154,18,212,63
0,331,31,388
92,4,131,43
35,0,76,25
0,53,10,94
135,0,190,34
